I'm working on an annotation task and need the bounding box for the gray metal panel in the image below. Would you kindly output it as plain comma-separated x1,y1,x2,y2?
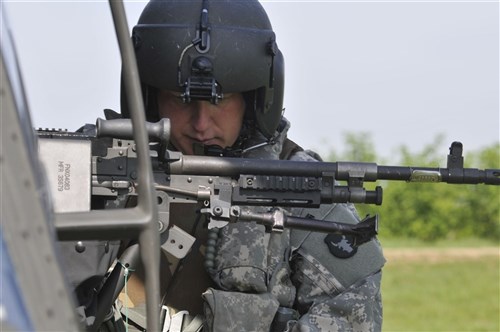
0,12,81,331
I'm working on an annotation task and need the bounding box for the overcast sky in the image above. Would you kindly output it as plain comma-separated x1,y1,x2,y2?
3,0,499,161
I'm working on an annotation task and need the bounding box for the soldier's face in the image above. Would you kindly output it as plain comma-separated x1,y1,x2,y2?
158,90,245,155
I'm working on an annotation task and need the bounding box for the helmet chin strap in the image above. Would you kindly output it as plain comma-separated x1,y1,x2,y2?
191,134,279,158
192,143,241,157
241,139,276,154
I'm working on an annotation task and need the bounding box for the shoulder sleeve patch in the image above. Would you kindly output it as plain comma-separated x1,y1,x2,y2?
324,233,358,259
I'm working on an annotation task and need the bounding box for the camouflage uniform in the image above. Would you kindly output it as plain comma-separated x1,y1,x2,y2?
65,118,385,332
198,118,386,332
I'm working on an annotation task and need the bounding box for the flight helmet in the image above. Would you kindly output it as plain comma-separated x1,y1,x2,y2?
123,0,284,139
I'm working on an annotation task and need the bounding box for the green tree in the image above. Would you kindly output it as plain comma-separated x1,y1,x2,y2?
456,143,500,239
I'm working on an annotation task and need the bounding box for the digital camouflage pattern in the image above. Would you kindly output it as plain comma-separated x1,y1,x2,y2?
288,272,383,332
199,118,385,331
210,222,269,292
203,288,279,331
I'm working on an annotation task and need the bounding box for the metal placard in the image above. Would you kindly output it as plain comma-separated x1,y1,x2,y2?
38,138,91,212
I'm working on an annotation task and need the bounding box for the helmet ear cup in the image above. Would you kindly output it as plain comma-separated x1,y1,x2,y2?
255,50,284,138
143,86,160,123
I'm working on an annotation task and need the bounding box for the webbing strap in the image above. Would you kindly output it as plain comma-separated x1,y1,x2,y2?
279,138,303,160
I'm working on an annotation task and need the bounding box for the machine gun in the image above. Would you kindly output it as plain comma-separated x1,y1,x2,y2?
38,118,500,246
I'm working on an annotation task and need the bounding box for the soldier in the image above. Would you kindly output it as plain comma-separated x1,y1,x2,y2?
114,1,386,331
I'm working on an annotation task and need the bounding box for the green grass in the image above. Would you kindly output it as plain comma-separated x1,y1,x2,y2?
378,236,498,249
381,254,499,331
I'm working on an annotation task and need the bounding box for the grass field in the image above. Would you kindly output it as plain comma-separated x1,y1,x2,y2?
380,239,499,332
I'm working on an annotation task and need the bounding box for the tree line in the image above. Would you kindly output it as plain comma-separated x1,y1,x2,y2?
321,133,499,242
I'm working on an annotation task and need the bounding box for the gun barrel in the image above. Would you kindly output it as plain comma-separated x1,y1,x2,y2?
167,155,500,185
377,166,500,185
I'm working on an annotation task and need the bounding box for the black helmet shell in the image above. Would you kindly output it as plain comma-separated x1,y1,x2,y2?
127,0,284,138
